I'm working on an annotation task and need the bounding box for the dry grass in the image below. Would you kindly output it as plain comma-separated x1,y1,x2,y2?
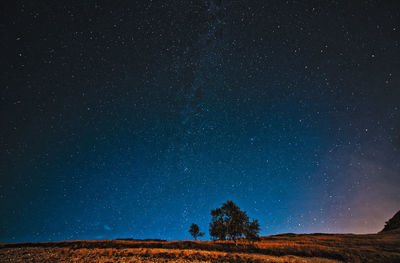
1,229,399,262
0,247,340,263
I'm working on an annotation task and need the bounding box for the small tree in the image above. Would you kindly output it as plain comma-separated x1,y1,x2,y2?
189,223,204,240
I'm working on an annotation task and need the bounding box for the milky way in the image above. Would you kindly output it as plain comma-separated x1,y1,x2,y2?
1,1,400,242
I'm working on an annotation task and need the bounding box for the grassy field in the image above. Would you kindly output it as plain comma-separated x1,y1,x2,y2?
1,229,399,262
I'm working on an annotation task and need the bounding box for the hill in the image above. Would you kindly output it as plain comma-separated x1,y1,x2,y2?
381,210,400,233
1,230,400,262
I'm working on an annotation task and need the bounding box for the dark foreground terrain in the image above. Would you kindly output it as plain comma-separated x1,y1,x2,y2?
1,230,399,262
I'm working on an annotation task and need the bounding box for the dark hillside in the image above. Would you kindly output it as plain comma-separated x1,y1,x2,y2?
381,211,400,232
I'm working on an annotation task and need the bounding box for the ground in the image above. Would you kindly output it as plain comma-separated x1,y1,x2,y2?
1,230,399,262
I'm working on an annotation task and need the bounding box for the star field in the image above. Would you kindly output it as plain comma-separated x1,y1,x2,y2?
1,1,400,242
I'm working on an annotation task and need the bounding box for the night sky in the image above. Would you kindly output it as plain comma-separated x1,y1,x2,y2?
1,1,400,243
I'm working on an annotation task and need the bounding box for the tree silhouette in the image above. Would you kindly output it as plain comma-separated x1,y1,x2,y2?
209,208,226,240
189,223,204,240
222,201,249,242
244,219,261,244
209,200,260,243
